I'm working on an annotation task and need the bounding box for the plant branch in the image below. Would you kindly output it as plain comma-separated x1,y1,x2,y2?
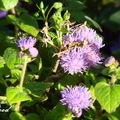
110,72,116,86
15,58,28,112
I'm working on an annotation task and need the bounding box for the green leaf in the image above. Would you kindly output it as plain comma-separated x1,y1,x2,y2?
36,106,48,120
0,56,4,68
109,106,120,120
21,0,33,4
102,68,113,76
48,32,57,38
66,0,86,11
85,15,102,31
6,15,19,25
11,69,22,80
95,82,120,113
109,10,120,29
6,86,31,104
107,115,118,120
3,48,17,69
116,67,120,80
55,74,78,91
10,112,26,120
18,14,39,36
53,2,63,9
0,0,18,10
28,64,38,73
25,113,41,120
45,104,73,120
71,11,85,22
24,82,53,97
0,96,7,104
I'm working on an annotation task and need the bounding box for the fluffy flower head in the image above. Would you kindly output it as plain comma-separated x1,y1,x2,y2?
60,47,87,74
62,25,104,48
60,24,104,74
18,36,36,50
60,85,92,117
83,45,102,67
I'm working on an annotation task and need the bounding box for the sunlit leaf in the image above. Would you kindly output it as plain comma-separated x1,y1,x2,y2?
0,0,18,10
3,48,17,69
11,69,22,80
10,112,26,120
44,104,73,120
55,74,78,91
24,82,53,97
6,86,31,104
18,14,39,36
95,82,120,113
0,56,4,68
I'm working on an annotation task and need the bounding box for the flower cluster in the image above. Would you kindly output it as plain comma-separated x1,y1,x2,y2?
60,85,92,117
60,25,104,74
18,36,38,57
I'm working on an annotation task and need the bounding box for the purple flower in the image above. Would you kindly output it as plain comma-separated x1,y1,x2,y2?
103,56,115,67
60,45,103,74
62,35,73,47
0,10,8,19
60,47,87,74
60,85,92,117
17,36,38,57
83,45,103,68
60,25,104,74
88,35,105,49
29,47,38,57
62,25,100,47
18,36,36,50
73,26,96,42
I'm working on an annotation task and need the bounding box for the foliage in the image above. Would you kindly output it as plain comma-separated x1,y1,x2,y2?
0,0,120,120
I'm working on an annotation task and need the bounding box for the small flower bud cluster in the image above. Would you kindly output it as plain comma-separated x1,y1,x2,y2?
103,56,119,69
60,24,104,74
17,36,38,57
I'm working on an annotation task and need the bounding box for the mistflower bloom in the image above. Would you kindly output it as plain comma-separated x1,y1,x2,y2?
62,35,74,47
18,36,36,50
60,47,87,74
83,45,103,68
88,35,105,49
72,26,96,42
62,25,99,47
60,24,104,74
29,47,38,57
60,85,92,117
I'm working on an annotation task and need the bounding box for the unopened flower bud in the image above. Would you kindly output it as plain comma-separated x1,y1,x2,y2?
29,47,38,57
63,11,70,20
104,56,115,67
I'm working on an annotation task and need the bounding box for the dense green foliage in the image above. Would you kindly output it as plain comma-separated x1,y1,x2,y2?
0,0,120,120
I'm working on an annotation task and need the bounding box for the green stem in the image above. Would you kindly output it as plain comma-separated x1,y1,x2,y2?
11,7,19,33
46,6,53,21
110,72,116,86
16,58,28,112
